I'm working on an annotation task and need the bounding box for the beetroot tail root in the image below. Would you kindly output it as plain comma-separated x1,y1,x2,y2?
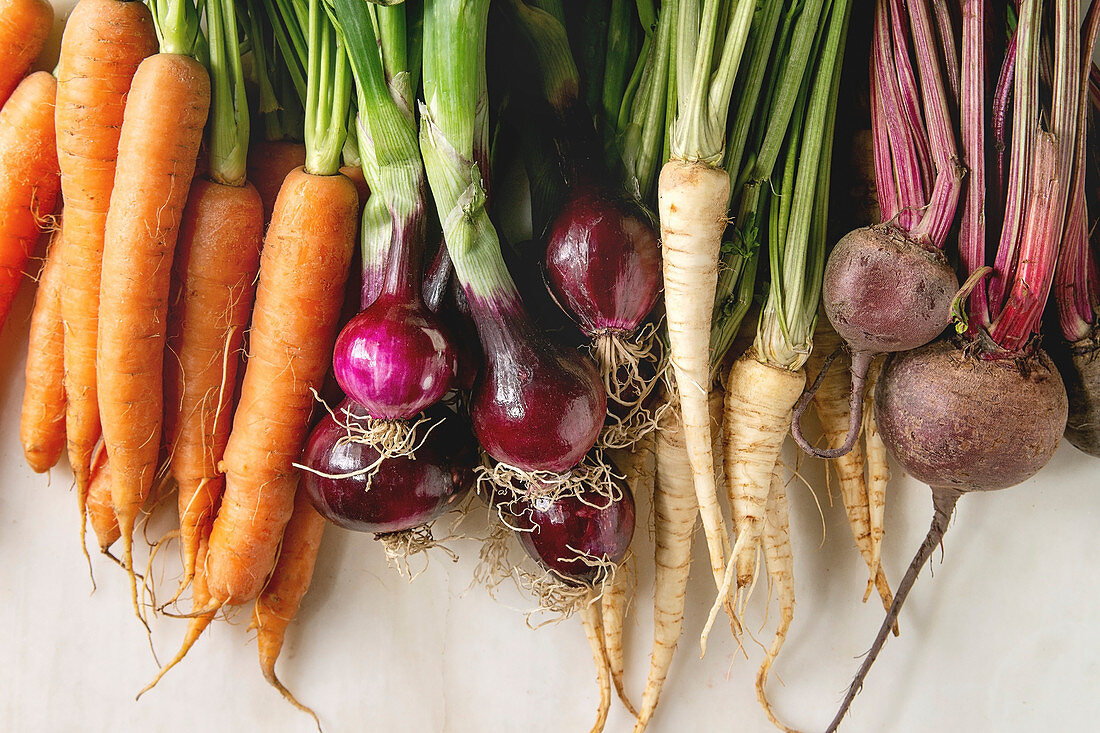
825,488,959,732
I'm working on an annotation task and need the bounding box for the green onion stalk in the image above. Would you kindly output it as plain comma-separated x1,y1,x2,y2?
319,0,465,465
501,0,673,450
420,0,613,502
328,0,424,307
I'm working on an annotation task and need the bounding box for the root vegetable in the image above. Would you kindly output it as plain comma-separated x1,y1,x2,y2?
20,222,66,474
164,178,263,587
55,0,158,554
98,50,210,617
0,71,60,333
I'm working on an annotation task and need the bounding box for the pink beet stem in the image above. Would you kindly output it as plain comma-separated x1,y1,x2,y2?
870,46,899,223
1054,1,1100,341
874,0,926,231
888,0,935,210
989,0,1081,354
906,0,964,249
987,0,1040,316
991,34,1017,209
958,0,990,332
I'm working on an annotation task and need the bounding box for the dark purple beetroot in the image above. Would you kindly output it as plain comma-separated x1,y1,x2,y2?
508,483,635,586
824,337,1067,732
543,185,661,336
824,226,958,356
1050,337,1100,457
300,401,477,533
875,338,1067,491
332,296,458,421
793,225,960,460
470,302,606,473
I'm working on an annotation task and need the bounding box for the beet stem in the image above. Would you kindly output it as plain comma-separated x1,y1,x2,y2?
825,488,960,733
791,347,869,460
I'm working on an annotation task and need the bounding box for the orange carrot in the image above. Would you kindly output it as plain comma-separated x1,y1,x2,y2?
97,52,209,613
55,0,158,548
252,486,326,725
20,221,66,473
0,71,60,332
205,167,357,607
139,529,218,697
0,0,53,108
164,177,263,587
86,443,120,553
246,140,307,224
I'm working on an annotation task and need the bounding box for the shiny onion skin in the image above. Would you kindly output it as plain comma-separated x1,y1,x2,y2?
544,185,661,336
300,401,477,533
333,295,458,420
509,481,636,585
470,298,607,473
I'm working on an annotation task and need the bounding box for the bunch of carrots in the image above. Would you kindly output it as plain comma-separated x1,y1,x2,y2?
2,0,1099,732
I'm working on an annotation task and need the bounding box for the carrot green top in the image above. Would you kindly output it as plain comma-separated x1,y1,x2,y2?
205,0,248,186
148,0,202,57
303,0,351,176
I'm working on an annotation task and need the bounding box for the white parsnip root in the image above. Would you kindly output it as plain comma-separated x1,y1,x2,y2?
704,349,804,648
863,357,889,586
657,158,732,591
580,597,612,733
634,401,697,733
805,327,895,617
756,462,796,733
605,435,655,718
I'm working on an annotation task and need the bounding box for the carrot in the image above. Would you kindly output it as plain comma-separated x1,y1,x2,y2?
246,140,307,224
164,178,263,589
86,443,120,553
755,462,795,733
0,71,60,333
97,49,209,618
139,529,218,698
0,0,53,108
340,164,370,205
252,486,326,727
658,158,732,592
20,222,66,473
580,597,612,733
55,0,158,551
633,399,697,733
205,166,358,607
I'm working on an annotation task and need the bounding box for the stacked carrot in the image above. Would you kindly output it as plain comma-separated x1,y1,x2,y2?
6,0,345,724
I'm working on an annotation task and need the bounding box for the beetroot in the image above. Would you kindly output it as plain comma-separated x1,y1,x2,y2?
792,225,959,459
876,339,1067,491
825,338,1067,732
300,401,477,534
1050,337,1100,457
